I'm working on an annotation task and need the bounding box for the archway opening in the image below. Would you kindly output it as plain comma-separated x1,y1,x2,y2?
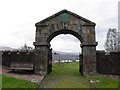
48,33,82,75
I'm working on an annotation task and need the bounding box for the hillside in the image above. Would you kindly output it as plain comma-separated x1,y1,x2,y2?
52,50,79,60
0,46,16,51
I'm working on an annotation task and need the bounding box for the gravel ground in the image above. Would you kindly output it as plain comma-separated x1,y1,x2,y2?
1,65,44,84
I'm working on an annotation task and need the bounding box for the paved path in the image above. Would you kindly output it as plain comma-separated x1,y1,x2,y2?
1,65,44,84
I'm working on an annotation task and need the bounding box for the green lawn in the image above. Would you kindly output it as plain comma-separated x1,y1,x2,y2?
0,74,2,89
1,62,119,89
40,62,119,88
87,76,119,88
1,74,38,89
41,62,92,88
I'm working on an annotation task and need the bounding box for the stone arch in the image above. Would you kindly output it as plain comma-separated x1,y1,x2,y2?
33,9,97,76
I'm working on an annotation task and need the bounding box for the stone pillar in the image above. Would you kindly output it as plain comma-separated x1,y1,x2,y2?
47,48,52,74
79,53,83,75
81,42,97,76
33,42,50,76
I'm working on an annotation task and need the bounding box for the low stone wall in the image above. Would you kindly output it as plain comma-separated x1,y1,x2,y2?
96,51,119,75
2,51,34,67
1,50,119,75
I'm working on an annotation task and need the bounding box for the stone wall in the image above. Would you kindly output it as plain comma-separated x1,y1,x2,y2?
96,51,119,75
2,51,34,67
1,50,119,75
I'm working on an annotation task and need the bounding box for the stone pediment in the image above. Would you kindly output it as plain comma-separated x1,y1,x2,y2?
35,9,95,27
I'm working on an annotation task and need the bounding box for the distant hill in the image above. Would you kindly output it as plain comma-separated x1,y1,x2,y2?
52,50,79,60
52,50,79,55
0,46,16,51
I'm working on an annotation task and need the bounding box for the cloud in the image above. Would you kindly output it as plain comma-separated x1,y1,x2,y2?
52,34,80,43
119,1,120,32
50,34,81,53
0,0,119,52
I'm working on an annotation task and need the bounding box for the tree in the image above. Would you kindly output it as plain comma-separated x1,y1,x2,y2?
20,44,33,51
118,31,120,51
105,28,118,52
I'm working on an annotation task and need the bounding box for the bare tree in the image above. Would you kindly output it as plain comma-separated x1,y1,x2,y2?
105,28,118,52
118,31,120,51
20,44,33,51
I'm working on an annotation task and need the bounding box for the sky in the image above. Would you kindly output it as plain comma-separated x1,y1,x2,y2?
0,0,119,53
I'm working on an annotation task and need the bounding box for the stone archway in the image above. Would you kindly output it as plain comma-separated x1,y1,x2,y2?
33,10,97,76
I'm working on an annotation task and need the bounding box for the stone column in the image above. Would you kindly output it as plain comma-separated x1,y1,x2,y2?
33,42,50,76
47,48,52,74
81,42,97,76
79,53,83,75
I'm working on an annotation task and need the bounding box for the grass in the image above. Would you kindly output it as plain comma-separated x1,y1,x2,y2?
41,62,92,88
1,62,119,89
0,74,2,89
1,74,39,89
87,76,119,88
40,62,119,88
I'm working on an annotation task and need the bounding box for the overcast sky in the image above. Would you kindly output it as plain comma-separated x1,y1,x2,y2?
0,0,119,53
